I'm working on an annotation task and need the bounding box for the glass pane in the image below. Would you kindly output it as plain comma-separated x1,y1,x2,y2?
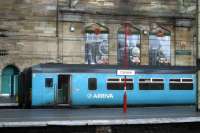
85,33,108,64
107,78,133,90
88,78,97,90
139,83,164,90
107,83,133,90
139,79,151,82
45,78,53,88
152,79,163,82
121,78,133,82
149,35,170,66
170,83,193,90
182,79,192,82
118,33,140,65
108,78,119,82
170,79,181,82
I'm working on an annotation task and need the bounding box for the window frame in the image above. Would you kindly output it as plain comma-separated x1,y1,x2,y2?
117,25,141,65
169,78,193,90
139,78,164,90
45,78,53,88
148,32,171,66
107,78,133,90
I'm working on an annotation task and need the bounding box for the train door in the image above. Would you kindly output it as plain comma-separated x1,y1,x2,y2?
32,73,58,106
57,75,70,104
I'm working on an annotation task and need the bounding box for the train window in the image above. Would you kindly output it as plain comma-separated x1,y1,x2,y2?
108,79,119,82
139,78,164,90
182,79,193,82
88,78,97,90
121,79,134,82
45,78,53,88
170,79,180,82
152,79,163,82
107,78,133,90
170,78,193,90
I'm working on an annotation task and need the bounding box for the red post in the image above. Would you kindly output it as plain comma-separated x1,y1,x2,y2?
123,76,127,113
123,23,128,113
124,23,129,67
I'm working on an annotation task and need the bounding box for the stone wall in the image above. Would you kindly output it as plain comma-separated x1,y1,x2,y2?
175,27,195,66
58,20,194,66
0,0,58,71
63,0,196,18
0,0,197,71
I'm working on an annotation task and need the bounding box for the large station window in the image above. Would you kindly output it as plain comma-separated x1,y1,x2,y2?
149,27,171,66
169,78,193,90
85,23,109,64
139,78,164,90
117,24,141,65
107,78,133,90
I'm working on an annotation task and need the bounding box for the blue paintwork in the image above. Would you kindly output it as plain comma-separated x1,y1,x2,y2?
32,73,58,106
30,72,196,106
71,73,196,106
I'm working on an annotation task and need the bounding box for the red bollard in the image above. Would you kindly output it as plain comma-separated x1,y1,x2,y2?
123,91,127,113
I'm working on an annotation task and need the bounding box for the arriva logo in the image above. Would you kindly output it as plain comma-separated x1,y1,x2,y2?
87,93,114,99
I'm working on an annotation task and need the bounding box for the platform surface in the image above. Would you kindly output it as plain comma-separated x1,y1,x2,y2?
0,106,200,127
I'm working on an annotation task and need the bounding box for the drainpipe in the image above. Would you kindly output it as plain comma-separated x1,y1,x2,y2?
69,0,71,8
196,0,200,111
0,70,1,94
56,0,60,63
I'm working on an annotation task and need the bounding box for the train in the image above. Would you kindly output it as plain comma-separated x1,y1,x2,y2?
18,63,196,108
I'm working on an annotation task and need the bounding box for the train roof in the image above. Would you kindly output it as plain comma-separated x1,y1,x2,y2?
26,63,196,74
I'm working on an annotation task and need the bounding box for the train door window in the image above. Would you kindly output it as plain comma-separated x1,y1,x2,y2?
169,78,193,90
88,78,97,90
45,78,53,88
139,78,164,90
107,78,133,90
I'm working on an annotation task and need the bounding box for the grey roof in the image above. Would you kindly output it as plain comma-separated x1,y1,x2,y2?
28,63,196,74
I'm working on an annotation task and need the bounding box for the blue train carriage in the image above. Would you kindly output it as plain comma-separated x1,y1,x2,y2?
18,63,196,108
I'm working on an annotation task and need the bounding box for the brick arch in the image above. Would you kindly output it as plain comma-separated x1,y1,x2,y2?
2,64,20,74
85,23,109,34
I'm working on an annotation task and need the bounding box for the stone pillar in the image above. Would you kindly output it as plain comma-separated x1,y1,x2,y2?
197,0,200,111
140,33,149,65
108,24,119,65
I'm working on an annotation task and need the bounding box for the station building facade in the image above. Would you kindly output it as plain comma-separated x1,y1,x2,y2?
0,0,196,99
